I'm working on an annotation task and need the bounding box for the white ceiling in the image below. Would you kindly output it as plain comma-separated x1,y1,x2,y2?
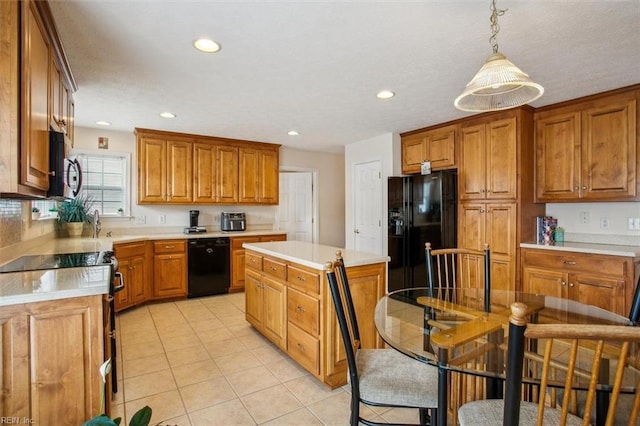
49,1,640,154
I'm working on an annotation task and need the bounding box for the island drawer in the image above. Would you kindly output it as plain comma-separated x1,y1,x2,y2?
523,250,627,277
246,252,263,271
263,257,287,280
287,265,320,293
288,288,320,335
288,323,320,375
153,240,186,254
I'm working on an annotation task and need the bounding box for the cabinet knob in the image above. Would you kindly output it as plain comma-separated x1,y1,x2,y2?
296,276,306,282
561,281,566,286
562,260,577,265
569,282,574,287
574,186,579,190
165,245,174,249
296,306,306,313
296,342,305,351
582,186,587,190
269,266,277,271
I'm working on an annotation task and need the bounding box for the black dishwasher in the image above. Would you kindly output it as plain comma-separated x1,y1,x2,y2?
187,238,230,298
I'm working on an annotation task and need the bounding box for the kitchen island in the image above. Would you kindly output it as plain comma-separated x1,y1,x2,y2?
242,240,389,388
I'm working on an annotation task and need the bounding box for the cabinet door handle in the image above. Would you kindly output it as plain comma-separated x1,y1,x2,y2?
297,343,305,351
563,260,577,265
165,245,175,249
296,276,306,282
269,266,278,271
296,306,306,313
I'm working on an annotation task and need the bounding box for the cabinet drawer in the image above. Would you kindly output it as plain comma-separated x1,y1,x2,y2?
288,323,320,375
246,252,263,271
153,240,186,254
288,288,320,335
287,265,320,294
114,242,146,258
263,258,286,279
260,234,287,242
522,250,627,277
232,236,260,250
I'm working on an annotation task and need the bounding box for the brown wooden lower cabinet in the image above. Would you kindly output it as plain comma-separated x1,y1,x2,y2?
521,247,639,316
245,249,385,388
0,295,108,423
114,241,150,312
153,240,187,298
230,234,287,292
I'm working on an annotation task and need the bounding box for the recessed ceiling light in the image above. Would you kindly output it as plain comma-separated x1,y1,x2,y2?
193,38,221,53
287,130,299,136
160,112,176,119
376,90,395,99
95,121,111,126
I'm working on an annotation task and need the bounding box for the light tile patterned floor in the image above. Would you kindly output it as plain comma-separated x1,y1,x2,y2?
112,292,421,425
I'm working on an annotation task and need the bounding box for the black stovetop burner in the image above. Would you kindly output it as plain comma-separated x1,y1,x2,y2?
0,251,104,273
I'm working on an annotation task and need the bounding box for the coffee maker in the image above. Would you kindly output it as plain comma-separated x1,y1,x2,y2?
184,210,207,234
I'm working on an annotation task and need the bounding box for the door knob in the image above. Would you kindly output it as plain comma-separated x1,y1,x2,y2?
354,229,360,234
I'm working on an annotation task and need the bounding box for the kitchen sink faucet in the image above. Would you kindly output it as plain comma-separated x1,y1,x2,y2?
92,209,101,238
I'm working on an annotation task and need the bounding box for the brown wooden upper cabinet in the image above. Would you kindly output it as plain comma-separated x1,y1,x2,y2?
459,116,517,201
0,0,75,197
137,135,193,204
239,146,279,204
136,128,280,205
400,124,457,174
193,142,240,204
534,87,639,202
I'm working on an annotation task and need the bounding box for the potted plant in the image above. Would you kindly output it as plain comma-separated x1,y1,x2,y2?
31,207,41,220
58,195,94,238
48,206,59,218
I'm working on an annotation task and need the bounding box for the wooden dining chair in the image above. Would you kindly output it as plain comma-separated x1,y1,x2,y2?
424,242,492,423
425,242,491,313
325,251,439,426
458,302,640,426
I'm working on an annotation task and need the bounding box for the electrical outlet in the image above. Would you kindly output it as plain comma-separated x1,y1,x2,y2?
580,211,590,224
135,215,146,225
159,215,166,224
629,217,640,231
600,217,609,229
214,214,220,223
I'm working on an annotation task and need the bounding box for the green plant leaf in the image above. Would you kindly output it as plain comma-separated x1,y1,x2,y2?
81,415,118,426
128,405,152,426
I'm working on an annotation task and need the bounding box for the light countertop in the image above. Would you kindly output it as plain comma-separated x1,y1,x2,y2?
242,240,390,270
0,265,111,306
520,241,640,257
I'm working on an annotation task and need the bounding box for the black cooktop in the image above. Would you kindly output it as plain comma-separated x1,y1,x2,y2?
0,251,103,273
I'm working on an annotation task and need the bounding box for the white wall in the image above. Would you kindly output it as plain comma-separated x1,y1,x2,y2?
546,202,640,245
73,127,345,246
344,132,399,252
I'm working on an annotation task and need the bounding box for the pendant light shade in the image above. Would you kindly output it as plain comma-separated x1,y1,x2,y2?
454,0,543,112
454,52,544,112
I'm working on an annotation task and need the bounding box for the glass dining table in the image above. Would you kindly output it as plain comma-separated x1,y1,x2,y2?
374,288,639,426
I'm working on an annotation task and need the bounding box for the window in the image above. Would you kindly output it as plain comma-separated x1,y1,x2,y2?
75,150,130,216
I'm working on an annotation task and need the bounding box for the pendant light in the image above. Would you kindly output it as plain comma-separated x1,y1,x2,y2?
454,0,543,112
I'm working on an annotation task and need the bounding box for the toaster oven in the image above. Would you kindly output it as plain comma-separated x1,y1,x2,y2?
220,212,246,231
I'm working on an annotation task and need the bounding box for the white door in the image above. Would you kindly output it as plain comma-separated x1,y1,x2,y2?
278,172,313,242
353,160,383,254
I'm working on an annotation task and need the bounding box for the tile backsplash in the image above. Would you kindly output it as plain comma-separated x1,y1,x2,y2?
0,200,56,254
0,200,23,247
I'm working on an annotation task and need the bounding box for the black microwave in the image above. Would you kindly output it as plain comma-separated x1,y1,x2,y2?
47,129,82,198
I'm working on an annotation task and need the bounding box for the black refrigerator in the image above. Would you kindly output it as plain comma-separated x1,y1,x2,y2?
387,171,457,293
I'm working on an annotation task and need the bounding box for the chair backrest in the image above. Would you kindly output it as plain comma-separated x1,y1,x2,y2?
425,242,491,312
629,273,640,325
326,251,361,394
504,303,640,426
